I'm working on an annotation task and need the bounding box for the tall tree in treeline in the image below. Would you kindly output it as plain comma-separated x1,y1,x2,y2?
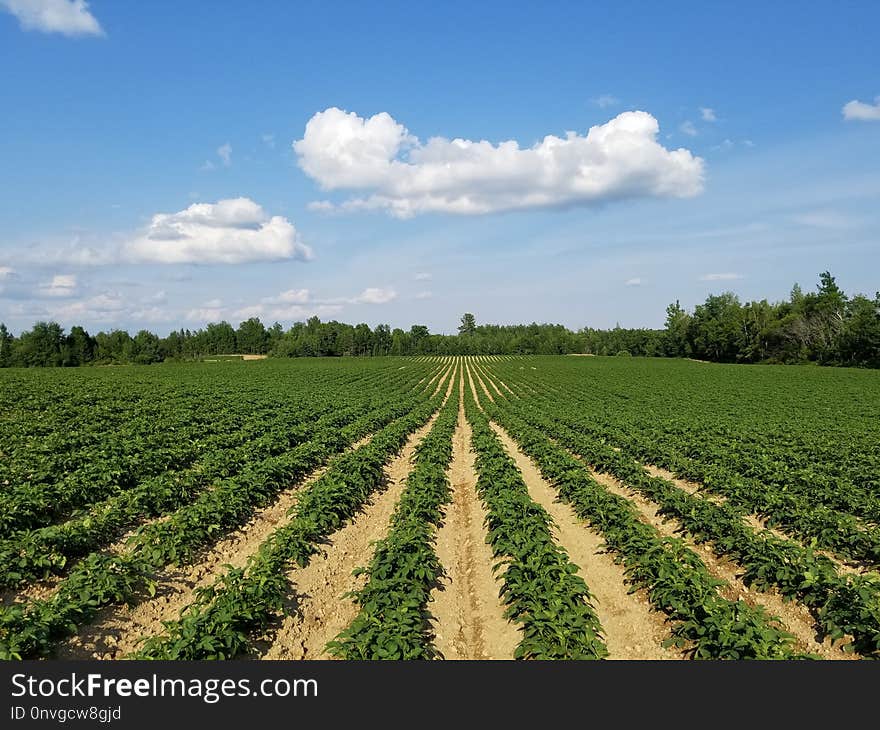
459,312,477,336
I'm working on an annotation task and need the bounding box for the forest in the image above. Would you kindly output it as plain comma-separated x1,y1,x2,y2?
1,272,878,368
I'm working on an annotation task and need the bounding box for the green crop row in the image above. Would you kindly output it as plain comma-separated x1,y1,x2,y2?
470,381,803,659
463,376,608,660
0,366,446,660
133,375,453,659
328,371,460,659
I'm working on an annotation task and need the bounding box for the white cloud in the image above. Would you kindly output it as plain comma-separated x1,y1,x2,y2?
295,107,705,218
202,298,223,308
625,277,641,286
679,120,698,137
0,266,15,278
217,142,232,166
354,287,396,304
699,273,743,281
415,290,433,299
262,133,276,148
700,107,717,122
743,139,755,148
414,272,432,281
593,95,620,109
124,198,314,264
842,97,880,121
38,273,77,297
1,0,103,37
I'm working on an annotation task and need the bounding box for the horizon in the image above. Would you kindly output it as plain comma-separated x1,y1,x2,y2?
1,1,878,336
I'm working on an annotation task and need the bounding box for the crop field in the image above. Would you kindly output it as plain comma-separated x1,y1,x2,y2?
1,355,879,660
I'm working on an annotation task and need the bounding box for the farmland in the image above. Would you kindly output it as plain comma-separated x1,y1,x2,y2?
1,356,879,660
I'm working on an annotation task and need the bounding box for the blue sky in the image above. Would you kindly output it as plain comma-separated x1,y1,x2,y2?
1,0,878,335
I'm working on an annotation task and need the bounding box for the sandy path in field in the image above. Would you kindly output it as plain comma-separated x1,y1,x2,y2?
56,368,455,660
580,463,855,659
489,422,681,660
429,372,521,660
261,367,458,659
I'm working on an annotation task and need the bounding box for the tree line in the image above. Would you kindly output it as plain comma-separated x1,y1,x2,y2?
1,272,877,368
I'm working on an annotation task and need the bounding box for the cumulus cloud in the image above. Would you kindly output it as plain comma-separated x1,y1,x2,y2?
699,273,743,281
295,107,704,218
124,198,314,264
842,97,880,121
0,0,103,37
679,120,698,137
700,107,717,122
38,273,77,297
625,277,641,286
593,95,620,109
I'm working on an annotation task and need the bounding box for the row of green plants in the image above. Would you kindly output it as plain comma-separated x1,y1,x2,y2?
133,377,453,659
488,360,880,567
482,378,880,657
463,377,608,660
468,372,803,659
327,373,461,659
487,356,880,517
0,366,447,660
0,364,392,537
0,376,399,589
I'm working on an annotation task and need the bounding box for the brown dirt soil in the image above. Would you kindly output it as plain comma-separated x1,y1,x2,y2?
584,464,856,659
261,366,459,659
490,423,681,660
429,378,521,659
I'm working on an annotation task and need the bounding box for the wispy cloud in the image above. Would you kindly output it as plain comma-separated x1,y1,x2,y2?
679,120,698,137
700,107,717,122
593,94,620,109
217,142,232,167
624,277,641,286
842,96,880,121
699,272,743,281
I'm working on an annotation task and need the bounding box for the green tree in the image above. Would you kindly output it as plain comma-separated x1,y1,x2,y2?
663,300,691,357
235,317,268,354
0,323,13,367
458,312,477,336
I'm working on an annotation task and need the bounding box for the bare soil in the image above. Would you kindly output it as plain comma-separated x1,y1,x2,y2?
429,371,520,659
